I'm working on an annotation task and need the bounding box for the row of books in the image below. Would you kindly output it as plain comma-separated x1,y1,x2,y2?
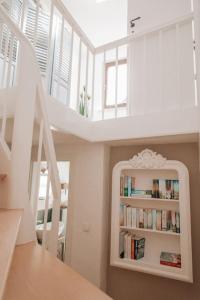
120,176,179,200
119,232,145,260
160,252,181,268
120,204,180,233
153,179,179,200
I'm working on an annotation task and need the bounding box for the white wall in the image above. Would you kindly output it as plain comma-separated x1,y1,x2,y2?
128,0,192,34
63,0,128,46
54,143,110,290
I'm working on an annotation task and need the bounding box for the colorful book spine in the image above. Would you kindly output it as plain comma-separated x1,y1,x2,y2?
131,177,135,194
134,237,145,260
166,180,172,199
120,176,124,196
153,179,159,198
131,236,135,259
127,177,132,197
124,176,128,197
139,208,144,228
176,212,180,233
173,180,179,200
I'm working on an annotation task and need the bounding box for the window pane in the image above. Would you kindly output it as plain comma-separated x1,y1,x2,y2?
106,61,127,107
118,63,127,104
107,66,116,106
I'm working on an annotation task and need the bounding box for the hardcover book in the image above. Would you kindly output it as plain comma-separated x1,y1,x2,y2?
153,179,159,198
134,236,145,260
124,176,129,197
160,252,181,268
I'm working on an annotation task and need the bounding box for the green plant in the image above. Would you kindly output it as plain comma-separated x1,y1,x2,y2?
79,86,91,117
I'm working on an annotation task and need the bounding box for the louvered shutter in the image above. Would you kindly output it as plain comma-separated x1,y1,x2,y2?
24,4,49,75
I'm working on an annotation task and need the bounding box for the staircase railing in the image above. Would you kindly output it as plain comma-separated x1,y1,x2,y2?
0,4,61,255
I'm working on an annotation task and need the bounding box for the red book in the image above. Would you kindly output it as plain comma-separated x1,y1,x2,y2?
131,237,135,259
160,260,181,268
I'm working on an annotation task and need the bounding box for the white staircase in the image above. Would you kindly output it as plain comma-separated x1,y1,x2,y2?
0,3,112,300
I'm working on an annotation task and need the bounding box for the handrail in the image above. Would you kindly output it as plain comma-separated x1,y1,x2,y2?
0,4,61,254
95,12,194,54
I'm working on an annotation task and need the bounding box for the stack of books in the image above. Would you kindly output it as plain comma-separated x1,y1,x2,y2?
160,252,181,268
120,204,180,233
153,179,179,199
119,232,145,260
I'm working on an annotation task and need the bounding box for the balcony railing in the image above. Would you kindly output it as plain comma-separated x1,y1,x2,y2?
0,0,199,121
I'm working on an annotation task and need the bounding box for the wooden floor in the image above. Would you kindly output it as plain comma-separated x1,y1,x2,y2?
0,209,22,300
3,242,112,300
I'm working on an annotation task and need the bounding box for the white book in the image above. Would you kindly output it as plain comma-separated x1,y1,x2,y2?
152,209,157,230
123,206,127,227
127,206,132,227
131,208,137,228
143,209,148,229
147,209,152,229
139,208,144,228
171,211,176,232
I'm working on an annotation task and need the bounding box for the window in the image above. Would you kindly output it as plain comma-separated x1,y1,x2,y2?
105,59,127,108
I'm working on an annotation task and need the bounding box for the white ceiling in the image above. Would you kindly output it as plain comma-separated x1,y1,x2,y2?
62,0,128,47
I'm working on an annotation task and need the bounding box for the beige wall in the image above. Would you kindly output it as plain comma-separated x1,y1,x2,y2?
107,143,200,300
37,142,110,291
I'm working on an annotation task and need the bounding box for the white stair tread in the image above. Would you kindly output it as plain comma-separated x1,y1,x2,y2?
3,242,112,300
0,209,22,300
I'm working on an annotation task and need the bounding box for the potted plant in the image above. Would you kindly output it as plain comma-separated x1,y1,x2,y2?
79,86,91,117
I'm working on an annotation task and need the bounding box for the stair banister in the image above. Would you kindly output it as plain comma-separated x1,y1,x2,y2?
0,4,61,254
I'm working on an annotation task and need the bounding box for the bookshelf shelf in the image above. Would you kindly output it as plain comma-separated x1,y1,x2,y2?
110,149,193,282
120,226,180,236
120,196,179,203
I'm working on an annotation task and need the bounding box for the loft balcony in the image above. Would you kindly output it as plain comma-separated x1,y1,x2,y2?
0,0,199,141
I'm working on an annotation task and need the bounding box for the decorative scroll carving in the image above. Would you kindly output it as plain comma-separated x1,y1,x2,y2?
129,149,167,169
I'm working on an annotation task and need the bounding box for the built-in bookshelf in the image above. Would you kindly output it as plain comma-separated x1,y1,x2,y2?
110,149,193,282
